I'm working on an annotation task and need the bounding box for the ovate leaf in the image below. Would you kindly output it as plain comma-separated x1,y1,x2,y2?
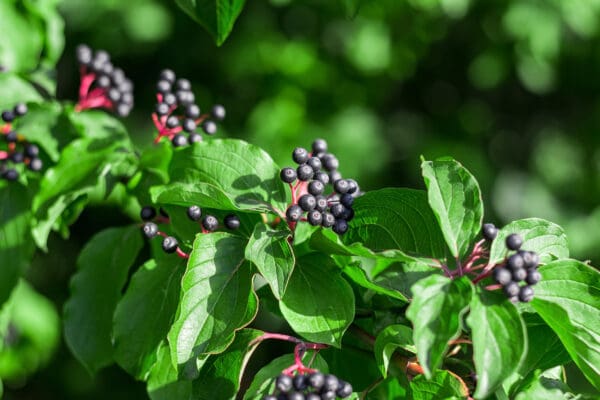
147,342,192,400
174,0,246,46
467,288,527,398
342,263,408,302
409,370,470,400
488,218,568,265
374,324,415,377
0,74,42,109
421,158,483,258
245,223,294,300
279,253,354,346
168,233,257,366
63,226,143,373
531,259,600,390
406,275,472,377
151,181,237,211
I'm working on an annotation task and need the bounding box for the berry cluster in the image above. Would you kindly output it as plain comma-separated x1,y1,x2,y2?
75,44,134,116
483,224,541,303
280,139,360,235
185,205,241,232
263,372,352,400
151,69,226,146
0,104,43,181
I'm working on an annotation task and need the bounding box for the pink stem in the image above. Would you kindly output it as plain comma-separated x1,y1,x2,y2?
0,151,7,160
484,283,502,291
79,73,96,100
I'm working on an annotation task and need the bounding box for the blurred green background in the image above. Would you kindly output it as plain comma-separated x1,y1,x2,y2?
2,0,600,398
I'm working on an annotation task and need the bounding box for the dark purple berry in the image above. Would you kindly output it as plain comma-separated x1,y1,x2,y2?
296,164,313,181
507,253,524,270
293,374,308,390
28,158,43,171
162,236,178,253
292,147,309,164
305,394,320,400
186,104,200,119
526,269,541,285
334,179,350,194
340,193,354,207
314,171,330,185
171,134,188,147
320,392,336,400
276,374,293,393
187,205,202,221
76,44,92,64
182,118,197,132
521,251,539,269
156,79,171,94
519,285,534,302
5,131,17,143
13,103,27,116
140,206,156,221
308,372,324,389
298,194,316,211
159,69,176,83
163,93,176,105
155,103,169,116
116,103,131,117
166,116,179,128
2,110,15,122
142,222,158,238
330,203,347,218
506,233,523,251
307,210,323,226
202,215,219,231
2,169,18,181
321,212,335,227
24,144,39,158
512,267,527,282
482,223,497,241
315,196,328,212
189,133,203,143
323,376,340,393
10,152,24,163
306,157,322,172
308,180,324,196
321,154,339,171
286,205,303,222
346,179,359,195
224,214,240,230
329,170,342,183
280,167,297,183
333,219,349,234
312,138,327,154
337,381,353,398
211,104,226,121
262,396,277,400
503,282,520,297
175,78,191,91
493,268,512,285
202,120,217,135
287,392,304,400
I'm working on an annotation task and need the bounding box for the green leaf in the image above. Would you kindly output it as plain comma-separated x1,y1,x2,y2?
343,188,447,259
169,139,288,213
168,232,258,366
113,258,186,379
63,226,143,373
0,74,43,109
0,2,43,72
342,263,408,302
66,108,129,139
374,324,415,377
21,0,65,67
0,184,35,307
409,370,470,400
245,223,294,300
147,342,192,400
192,329,264,399
421,159,483,258
373,261,442,300
151,181,238,211
514,367,572,400
406,275,472,378
279,253,354,346
467,288,528,398
531,259,600,390
488,218,569,265
243,352,329,400
339,0,365,18
174,0,246,46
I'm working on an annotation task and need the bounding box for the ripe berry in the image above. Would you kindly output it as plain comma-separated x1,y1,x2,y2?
156,80,171,94
171,134,188,147
308,180,324,196
76,44,92,64
186,104,200,119
506,233,523,251
13,103,27,116
482,223,498,241
330,203,346,218
187,205,202,221
96,75,110,89
307,210,323,226
323,375,340,392
156,103,169,116
262,396,277,400
333,219,349,234
507,253,524,270
315,195,328,212
296,164,313,181
314,171,330,185
503,282,520,297
287,392,304,400
5,131,17,143
346,179,358,194
182,118,197,132
202,120,217,135
175,78,191,91
189,133,203,143
329,170,342,183
10,152,24,163
286,205,303,222
108,88,121,102
312,138,327,154
321,212,335,227
166,116,179,129
163,93,177,105
337,381,353,398
340,193,354,207
2,110,15,122
140,206,156,221
159,69,176,83
142,222,158,238
202,215,219,231
308,372,324,389
224,214,240,230
116,103,132,117
276,374,293,393
292,147,309,165
493,268,512,285
293,374,307,390
112,69,125,85
512,267,527,282
162,236,178,253
28,158,43,171
526,269,541,285
298,194,317,211
24,144,39,158
321,154,339,171
176,90,194,105
519,285,534,302
211,104,226,121
280,167,297,183
2,169,18,181
306,157,322,172
521,251,539,269
306,394,320,400
334,179,350,194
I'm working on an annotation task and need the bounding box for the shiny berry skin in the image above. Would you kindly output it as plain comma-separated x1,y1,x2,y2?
287,392,304,400
307,210,323,226
292,147,309,164
308,372,324,389
202,215,219,231
321,212,335,227
166,116,179,128
329,170,342,183
293,374,308,390
262,396,277,400
162,236,179,253
140,206,156,221
13,103,27,116
28,158,43,171
321,392,336,400
76,44,92,64
519,285,534,302
142,222,158,238
314,171,330,184
503,282,520,297
305,394,320,400
187,205,202,221
156,80,171,94
116,103,131,117
308,180,324,196
512,267,527,282
163,93,176,105
5,131,17,143
507,253,524,270
333,219,349,234
323,375,340,393
224,214,241,230
321,154,339,171
521,251,539,268
10,152,24,163
159,69,176,83
286,205,303,222
280,167,297,183
171,134,188,147
346,179,358,194
175,78,191,91
330,203,346,218
189,133,203,143
506,233,523,251
312,138,327,154
24,144,39,158
182,118,197,132
493,268,512,285
315,196,328,212
526,269,541,285
2,169,18,181
211,104,226,121
276,374,293,393
298,194,316,211
306,157,322,172
202,120,217,135
337,381,353,398
296,164,314,181
340,193,354,207
1,110,15,122
185,104,200,119
334,179,350,194
482,223,497,241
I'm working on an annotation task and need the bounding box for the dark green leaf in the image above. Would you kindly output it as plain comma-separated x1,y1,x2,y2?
531,259,600,390
147,342,192,400
245,223,294,300
342,263,408,302
169,139,288,213
21,0,65,67
63,226,143,373
374,324,415,377
174,0,246,46
339,0,365,18
488,218,568,265
113,258,186,379
514,367,572,400
0,2,43,72
406,275,472,378
0,74,42,109
409,370,470,400
151,181,238,211
66,107,129,139
467,288,527,398
343,188,447,259
373,261,442,299
421,159,483,258
168,232,257,366
192,329,263,400
279,253,354,346
0,184,35,307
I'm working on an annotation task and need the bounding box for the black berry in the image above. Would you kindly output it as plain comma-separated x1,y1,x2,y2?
298,194,316,211
187,205,202,221
211,104,226,121
308,372,324,389
175,78,191,91
314,171,330,185
28,158,43,171
323,376,340,394
296,164,313,181
315,196,328,212
482,223,498,241
306,157,322,172
307,210,323,226
321,212,335,227
280,167,297,183
185,104,201,119
337,381,353,398
140,206,156,221
262,396,277,400
292,147,309,164
526,269,541,285
293,374,307,391
142,222,158,238
10,152,24,163
202,215,219,231
512,267,527,282
171,134,188,147
166,116,179,129
276,374,293,393
519,285,534,302
308,180,324,196
507,253,524,270
334,179,350,194
189,133,203,143
287,392,304,400
312,138,327,154
159,69,176,83
5,131,17,143
521,251,539,269
503,282,520,297
2,110,15,122
2,169,18,181
13,103,27,116
329,170,342,183
340,193,354,207
493,268,512,285
305,394,320,400
286,205,303,222
321,154,339,171
155,103,169,116
162,236,178,253
24,144,39,158
346,179,358,194
330,203,347,218
224,214,240,230
156,79,171,94
333,219,349,234
506,233,523,251
202,120,217,135
321,392,336,400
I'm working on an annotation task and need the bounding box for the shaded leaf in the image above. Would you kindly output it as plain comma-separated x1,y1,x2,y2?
374,324,415,377
409,370,469,400
174,0,246,46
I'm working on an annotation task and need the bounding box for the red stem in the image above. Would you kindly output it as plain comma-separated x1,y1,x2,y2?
79,73,96,100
